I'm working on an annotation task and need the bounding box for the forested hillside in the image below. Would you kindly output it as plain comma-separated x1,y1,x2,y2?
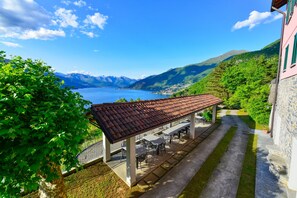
129,50,246,91
173,40,280,125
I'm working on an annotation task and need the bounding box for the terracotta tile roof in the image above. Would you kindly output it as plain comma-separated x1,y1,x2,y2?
271,0,287,11
91,94,222,143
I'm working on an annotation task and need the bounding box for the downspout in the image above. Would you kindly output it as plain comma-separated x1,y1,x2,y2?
270,6,286,138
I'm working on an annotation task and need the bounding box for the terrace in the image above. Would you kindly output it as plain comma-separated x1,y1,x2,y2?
91,94,222,186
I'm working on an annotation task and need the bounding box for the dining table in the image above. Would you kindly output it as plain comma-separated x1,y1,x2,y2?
142,134,165,155
162,122,190,143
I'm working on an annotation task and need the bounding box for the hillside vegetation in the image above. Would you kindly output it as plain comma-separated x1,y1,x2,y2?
129,50,246,91
173,40,280,125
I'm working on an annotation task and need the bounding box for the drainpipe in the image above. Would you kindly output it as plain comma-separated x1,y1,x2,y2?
270,6,286,138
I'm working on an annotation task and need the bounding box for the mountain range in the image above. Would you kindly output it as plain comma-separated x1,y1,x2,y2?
128,50,247,92
55,50,247,90
55,73,137,89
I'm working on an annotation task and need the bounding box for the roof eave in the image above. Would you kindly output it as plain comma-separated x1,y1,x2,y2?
271,0,287,12
91,100,222,144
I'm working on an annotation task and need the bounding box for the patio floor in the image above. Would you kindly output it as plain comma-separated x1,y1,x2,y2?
106,121,217,186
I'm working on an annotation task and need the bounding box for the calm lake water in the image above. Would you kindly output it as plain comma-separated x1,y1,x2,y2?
73,87,168,104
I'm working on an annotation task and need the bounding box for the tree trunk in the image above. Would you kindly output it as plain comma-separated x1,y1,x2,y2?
38,163,67,198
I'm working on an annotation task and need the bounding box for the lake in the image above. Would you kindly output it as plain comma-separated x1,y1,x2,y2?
73,87,168,104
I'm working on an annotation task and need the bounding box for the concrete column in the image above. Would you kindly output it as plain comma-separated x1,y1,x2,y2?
212,105,217,124
288,137,297,191
103,134,111,162
126,136,136,187
190,113,195,139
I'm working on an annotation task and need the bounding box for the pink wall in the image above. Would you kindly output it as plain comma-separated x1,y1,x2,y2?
280,4,297,79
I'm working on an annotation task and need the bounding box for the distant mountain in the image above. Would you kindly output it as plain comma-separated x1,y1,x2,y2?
55,73,137,89
129,50,247,91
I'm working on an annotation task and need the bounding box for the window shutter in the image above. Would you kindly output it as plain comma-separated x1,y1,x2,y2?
284,45,289,71
292,33,297,65
287,0,293,23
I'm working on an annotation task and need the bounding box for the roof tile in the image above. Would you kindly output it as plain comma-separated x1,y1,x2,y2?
91,94,222,143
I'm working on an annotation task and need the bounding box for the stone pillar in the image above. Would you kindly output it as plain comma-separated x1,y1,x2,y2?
103,134,111,162
288,137,297,191
212,105,217,124
126,136,136,187
190,113,195,139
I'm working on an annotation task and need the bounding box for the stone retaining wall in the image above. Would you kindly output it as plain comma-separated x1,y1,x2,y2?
273,75,297,165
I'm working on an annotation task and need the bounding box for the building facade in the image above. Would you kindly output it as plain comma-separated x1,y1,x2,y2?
270,0,297,196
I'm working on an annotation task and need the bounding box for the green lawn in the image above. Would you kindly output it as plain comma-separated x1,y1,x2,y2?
79,123,103,150
237,109,268,130
24,161,144,198
179,127,237,198
237,134,258,198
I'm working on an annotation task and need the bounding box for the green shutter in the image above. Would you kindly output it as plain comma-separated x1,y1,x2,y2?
287,0,293,23
292,33,297,65
284,45,289,71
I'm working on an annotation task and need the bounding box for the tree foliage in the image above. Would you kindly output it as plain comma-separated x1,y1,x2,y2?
115,98,141,103
173,40,279,125
0,52,90,196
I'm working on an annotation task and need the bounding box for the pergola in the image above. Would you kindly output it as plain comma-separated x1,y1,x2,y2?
91,94,222,186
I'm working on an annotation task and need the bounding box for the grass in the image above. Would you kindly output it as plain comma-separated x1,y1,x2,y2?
237,134,258,198
79,123,103,150
179,126,237,198
24,161,144,198
237,109,268,130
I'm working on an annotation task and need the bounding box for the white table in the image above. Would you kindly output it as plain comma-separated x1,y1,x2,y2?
142,134,165,155
162,122,190,143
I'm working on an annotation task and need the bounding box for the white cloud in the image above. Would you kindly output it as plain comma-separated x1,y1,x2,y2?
93,49,99,52
0,0,50,30
55,8,79,28
81,31,96,38
74,0,86,7
232,10,282,31
19,28,65,40
0,0,66,40
84,12,108,30
0,0,108,40
61,0,71,5
0,41,22,48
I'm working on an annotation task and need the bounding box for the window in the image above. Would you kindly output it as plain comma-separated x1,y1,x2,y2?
292,33,297,66
286,0,295,23
284,45,289,71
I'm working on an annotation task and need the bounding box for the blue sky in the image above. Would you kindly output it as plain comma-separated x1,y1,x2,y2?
0,0,284,79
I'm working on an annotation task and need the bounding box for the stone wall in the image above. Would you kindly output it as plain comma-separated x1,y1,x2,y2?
273,75,297,164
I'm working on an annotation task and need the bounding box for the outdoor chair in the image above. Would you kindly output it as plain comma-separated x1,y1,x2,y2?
137,153,147,169
148,143,158,155
159,142,166,154
161,134,171,144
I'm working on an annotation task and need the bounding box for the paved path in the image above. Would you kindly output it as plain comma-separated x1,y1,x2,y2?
200,111,250,198
254,129,287,198
140,111,233,198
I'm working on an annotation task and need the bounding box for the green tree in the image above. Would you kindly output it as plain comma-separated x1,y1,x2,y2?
115,98,128,103
0,52,90,197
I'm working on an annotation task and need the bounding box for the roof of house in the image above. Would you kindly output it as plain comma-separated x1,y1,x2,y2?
271,0,287,11
91,94,222,143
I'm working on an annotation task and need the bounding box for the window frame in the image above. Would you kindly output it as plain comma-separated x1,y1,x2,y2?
291,33,297,67
283,45,289,72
